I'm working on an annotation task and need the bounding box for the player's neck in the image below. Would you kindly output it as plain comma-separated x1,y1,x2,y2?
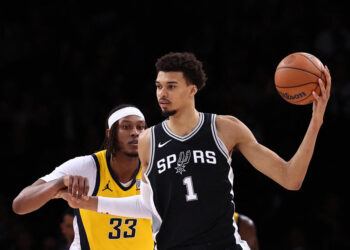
167,107,200,137
110,153,139,183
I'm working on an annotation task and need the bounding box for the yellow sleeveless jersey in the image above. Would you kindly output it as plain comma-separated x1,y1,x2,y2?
75,150,154,250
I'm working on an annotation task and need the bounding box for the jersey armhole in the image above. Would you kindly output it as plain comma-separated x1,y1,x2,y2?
91,154,100,196
211,114,232,164
145,126,155,177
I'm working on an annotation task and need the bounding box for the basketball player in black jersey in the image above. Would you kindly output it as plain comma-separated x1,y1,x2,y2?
57,52,331,250
136,52,331,250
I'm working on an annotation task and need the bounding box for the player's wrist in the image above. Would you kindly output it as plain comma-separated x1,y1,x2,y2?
85,196,98,211
310,115,323,129
54,176,67,189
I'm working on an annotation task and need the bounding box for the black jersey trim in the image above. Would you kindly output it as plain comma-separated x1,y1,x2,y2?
91,154,101,196
161,112,204,141
145,127,155,177
106,151,140,191
210,114,231,162
75,209,90,250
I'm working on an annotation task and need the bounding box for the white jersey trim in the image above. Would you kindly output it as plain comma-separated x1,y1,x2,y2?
162,112,204,142
233,215,251,250
211,114,232,165
70,216,81,250
144,174,162,244
145,127,156,176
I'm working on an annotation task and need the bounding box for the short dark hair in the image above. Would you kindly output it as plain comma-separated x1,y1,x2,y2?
101,104,140,158
155,52,207,90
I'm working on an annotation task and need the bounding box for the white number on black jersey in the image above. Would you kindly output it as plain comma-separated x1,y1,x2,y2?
183,176,198,202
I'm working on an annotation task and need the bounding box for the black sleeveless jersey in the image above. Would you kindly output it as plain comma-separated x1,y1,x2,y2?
145,113,247,250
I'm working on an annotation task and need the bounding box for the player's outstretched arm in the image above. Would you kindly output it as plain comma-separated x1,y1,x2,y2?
12,175,89,215
217,67,331,190
12,178,66,215
57,190,152,219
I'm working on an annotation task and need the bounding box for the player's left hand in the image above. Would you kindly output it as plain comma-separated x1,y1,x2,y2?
62,175,90,199
312,65,331,126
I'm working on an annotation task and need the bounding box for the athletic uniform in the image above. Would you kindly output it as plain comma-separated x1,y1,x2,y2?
145,113,249,250
41,150,153,250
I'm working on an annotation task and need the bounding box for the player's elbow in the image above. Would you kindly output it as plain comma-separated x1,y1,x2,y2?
12,197,29,215
282,164,304,191
286,184,302,191
284,179,303,191
12,198,24,215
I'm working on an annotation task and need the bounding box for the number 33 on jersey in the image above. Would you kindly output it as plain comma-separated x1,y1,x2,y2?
76,150,153,250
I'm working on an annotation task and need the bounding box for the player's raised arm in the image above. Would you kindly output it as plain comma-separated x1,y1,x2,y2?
216,115,294,189
216,64,330,190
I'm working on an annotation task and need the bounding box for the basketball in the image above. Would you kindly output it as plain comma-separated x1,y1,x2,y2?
274,52,326,105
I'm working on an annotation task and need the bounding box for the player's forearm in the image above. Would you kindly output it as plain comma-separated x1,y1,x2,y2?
12,178,65,215
98,195,152,219
59,194,151,219
287,119,321,190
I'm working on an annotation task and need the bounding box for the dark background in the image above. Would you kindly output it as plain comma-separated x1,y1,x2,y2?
1,0,349,249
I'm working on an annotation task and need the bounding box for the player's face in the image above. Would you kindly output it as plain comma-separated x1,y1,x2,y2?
155,71,195,116
117,115,146,157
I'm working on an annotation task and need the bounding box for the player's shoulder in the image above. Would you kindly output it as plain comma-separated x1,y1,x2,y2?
64,155,95,168
215,114,245,130
139,128,151,141
138,128,152,152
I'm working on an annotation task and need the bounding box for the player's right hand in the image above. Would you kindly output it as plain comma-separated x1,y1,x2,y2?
62,175,89,199
56,189,90,209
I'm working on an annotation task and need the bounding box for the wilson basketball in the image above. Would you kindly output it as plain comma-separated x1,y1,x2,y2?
274,52,326,105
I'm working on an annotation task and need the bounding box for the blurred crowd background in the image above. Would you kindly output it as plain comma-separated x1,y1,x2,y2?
1,1,349,249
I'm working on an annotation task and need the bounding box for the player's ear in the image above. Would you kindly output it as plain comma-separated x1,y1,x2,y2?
106,129,110,138
190,85,198,96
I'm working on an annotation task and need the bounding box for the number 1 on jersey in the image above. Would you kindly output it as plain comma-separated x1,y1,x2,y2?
183,176,198,201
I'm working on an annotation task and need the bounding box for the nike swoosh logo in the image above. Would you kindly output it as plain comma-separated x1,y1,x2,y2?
158,139,172,148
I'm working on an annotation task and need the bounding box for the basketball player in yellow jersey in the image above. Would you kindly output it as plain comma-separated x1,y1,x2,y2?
12,104,153,250
234,212,259,250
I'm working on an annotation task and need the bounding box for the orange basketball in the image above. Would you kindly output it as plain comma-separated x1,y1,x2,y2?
274,52,326,105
